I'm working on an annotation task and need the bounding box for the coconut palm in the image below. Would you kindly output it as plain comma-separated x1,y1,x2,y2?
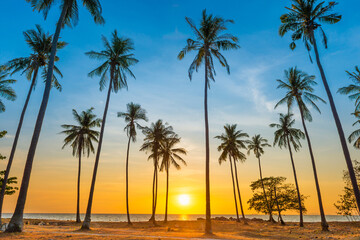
158,134,187,223
275,67,329,230
117,103,148,225
6,0,104,233
0,66,16,113
178,10,239,234
215,124,248,221
338,66,360,111
247,134,273,222
279,0,360,219
60,108,101,223
0,25,66,225
81,31,138,230
270,113,305,227
140,120,174,225
348,112,360,149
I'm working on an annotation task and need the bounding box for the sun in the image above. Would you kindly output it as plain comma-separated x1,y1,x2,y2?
178,194,191,206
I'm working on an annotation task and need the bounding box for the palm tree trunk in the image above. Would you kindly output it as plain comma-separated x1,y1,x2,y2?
233,159,245,220
257,156,274,222
204,51,212,235
76,147,82,223
297,99,329,231
229,156,240,222
164,163,169,223
274,186,285,225
5,5,68,233
0,68,38,225
81,72,113,230
311,31,360,214
286,136,303,227
125,136,132,225
154,163,158,224
149,163,156,222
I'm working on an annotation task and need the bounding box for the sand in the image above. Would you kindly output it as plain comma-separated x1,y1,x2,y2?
0,218,359,239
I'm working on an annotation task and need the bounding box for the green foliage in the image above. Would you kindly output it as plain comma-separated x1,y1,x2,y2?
158,134,187,172
248,176,307,215
247,134,271,159
0,171,18,195
275,67,326,122
60,108,101,157
0,130,7,160
178,9,240,87
334,160,360,218
0,66,16,113
338,66,360,112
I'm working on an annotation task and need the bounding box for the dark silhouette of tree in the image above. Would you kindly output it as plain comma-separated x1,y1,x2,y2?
0,66,16,113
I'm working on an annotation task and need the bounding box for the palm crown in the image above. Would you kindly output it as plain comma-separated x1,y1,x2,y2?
215,124,249,164
0,66,16,113
279,0,341,54
275,67,326,121
348,112,360,149
26,0,104,28
118,102,148,142
159,135,187,171
178,9,240,86
270,113,305,151
86,31,139,92
6,25,66,91
60,108,101,157
247,134,271,159
338,66,360,112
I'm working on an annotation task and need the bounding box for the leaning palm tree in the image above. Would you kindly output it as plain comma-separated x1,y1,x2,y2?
0,25,66,225
338,66,360,112
270,113,305,227
178,10,239,234
215,124,248,221
0,66,16,113
60,108,101,223
275,67,329,231
140,120,174,225
158,134,187,223
6,0,104,232
279,0,360,217
117,103,148,225
247,134,273,222
81,31,138,230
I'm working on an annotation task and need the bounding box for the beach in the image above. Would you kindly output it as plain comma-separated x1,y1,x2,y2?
0,218,359,239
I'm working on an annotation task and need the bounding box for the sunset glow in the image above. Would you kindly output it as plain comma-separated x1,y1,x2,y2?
178,194,191,206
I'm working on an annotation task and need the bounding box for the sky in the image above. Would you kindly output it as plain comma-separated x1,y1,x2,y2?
1,0,360,216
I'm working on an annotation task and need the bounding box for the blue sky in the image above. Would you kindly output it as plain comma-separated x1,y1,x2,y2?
1,0,360,215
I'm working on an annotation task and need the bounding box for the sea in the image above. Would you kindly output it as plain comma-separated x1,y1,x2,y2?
2,214,358,222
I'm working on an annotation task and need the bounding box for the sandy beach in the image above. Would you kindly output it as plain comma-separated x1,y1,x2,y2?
0,218,359,239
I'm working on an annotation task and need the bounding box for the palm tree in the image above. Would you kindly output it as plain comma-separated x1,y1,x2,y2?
178,10,239,234
275,67,329,231
348,112,360,149
6,0,104,233
338,66,360,112
140,120,174,225
270,113,305,227
60,108,101,223
117,103,148,225
82,31,138,230
247,134,273,222
279,0,360,218
158,134,187,223
215,124,248,221
0,66,16,113
0,25,66,225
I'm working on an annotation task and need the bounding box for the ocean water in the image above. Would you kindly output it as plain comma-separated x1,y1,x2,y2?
2,213,357,222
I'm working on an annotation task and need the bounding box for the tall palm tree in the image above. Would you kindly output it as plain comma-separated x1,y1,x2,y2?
279,0,360,218
82,31,138,230
215,124,248,221
178,10,239,234
60,108,101,223
348,112,360,149
6,0,104,233
338,66,360,112
275,67,329,231
247,134,273,222
140,120,174,225
117,103,148,225
0,25,66,225
270,113,305,227
158,134,187,223
0,66,16,113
